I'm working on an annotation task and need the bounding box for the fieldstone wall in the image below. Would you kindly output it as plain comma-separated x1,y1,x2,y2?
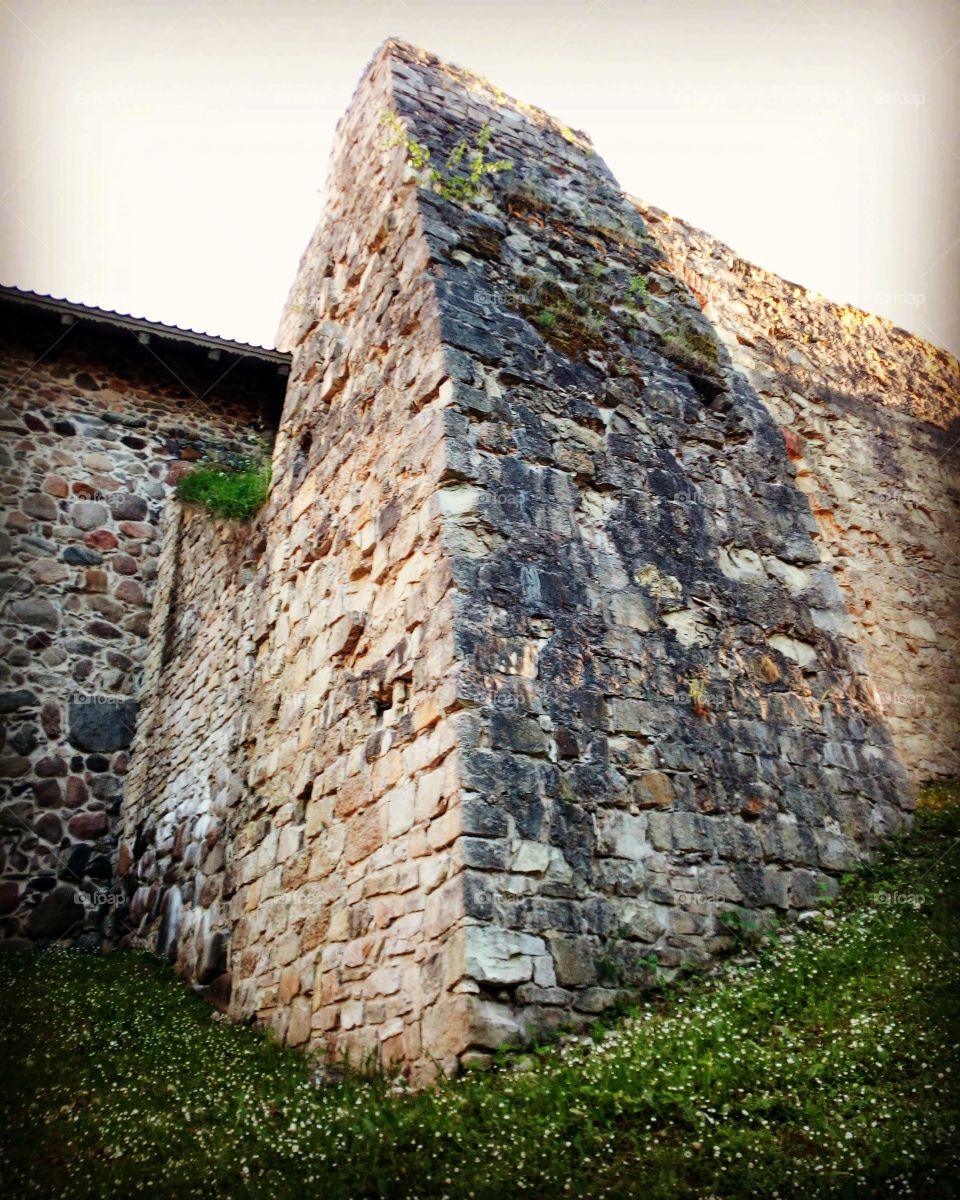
634,203,960,781
0,306,281,942
120,40,952,1080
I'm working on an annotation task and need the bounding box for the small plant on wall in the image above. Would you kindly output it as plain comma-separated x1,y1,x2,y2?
688,677,710,718
625,272,648,307
381,113,512,203
177,452,271,521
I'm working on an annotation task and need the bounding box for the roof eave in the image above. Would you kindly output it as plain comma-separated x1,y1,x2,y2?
0,285,291,370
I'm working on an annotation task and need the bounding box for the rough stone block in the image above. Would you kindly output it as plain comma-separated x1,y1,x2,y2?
68,698,139,752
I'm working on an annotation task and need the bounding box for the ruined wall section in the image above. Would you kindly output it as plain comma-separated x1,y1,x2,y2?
636,204,960,781
224,48,467,1075
118,504,256,1001
384,45,914,1042
0,316,272,943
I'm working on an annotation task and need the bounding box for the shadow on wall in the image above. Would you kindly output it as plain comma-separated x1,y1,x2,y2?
634,200,960,784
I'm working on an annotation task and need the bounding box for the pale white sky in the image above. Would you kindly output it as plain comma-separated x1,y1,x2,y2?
2,0,957,354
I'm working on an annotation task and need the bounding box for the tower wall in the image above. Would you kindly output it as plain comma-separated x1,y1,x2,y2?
379,44,914,1044
125,45,470,1077
120,40,957,1080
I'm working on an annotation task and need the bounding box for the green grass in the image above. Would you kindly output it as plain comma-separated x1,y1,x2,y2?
1,787,958,1199
176,459,271,521
626,272,648,303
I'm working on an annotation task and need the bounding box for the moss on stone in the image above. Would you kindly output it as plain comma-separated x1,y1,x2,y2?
516,274,610,358
657,316,723,381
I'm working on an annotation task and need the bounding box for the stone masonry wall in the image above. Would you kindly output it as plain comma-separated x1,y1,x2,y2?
634,204,960,782
125,44,466,1078
114,37,960,1080
120,41,941,1079
118,504,256,1003
227,47,465,1074
0,308,279,942
377,44,915,1050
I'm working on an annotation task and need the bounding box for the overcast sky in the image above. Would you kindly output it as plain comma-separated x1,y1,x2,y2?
2,0,957,354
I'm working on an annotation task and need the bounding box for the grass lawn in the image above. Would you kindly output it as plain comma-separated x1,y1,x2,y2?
1,785,958,1199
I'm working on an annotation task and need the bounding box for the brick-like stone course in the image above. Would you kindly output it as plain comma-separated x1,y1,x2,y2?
124,44,466,1078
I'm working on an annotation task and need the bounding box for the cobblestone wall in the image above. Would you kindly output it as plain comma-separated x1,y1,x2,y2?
118,504,256,1005
0,307,279,942
635,203,960,781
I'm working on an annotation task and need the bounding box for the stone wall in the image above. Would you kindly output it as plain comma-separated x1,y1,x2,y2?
119,40,955,1080
634,203,960,781
124,45,466,1076
118,504,256,1002
0,304,282,941
377,44,914,1052
222,46,466,1069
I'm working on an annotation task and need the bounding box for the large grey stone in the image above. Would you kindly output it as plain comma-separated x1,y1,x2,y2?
107,492,149,522
11,598,59,630
68,697,139,752
466,926,546,985
69,501,109,530
25,885,85,939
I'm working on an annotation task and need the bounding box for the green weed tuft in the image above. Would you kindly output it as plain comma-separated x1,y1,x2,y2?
381,113,512,204
176,458,271,521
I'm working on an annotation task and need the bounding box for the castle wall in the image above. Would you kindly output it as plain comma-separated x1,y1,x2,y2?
227,50,469,1072
118,504,255,999
123,48,468,1077
381,45,915,1044
119,40,953,1078
636,204,960,781
0,310,277,941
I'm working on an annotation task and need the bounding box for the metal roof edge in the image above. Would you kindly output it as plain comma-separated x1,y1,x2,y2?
0,284,291,369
